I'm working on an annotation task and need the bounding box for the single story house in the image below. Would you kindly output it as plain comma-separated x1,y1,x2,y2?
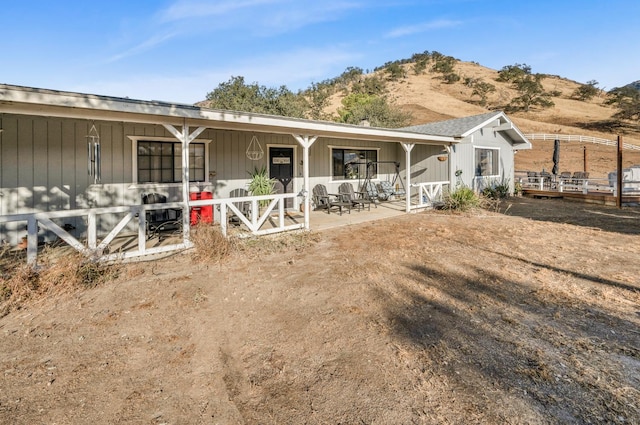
0,84,530,263
403,111,532,192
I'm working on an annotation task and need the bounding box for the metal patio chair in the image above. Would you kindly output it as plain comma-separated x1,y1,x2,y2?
142,193,182,240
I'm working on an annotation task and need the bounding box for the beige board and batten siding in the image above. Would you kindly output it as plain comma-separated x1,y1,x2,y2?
397,143,450,187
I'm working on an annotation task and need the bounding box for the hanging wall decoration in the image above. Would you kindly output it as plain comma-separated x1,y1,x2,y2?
86,123,101,183
246,135,264,161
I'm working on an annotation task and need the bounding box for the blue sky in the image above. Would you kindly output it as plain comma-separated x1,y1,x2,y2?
2,0,638,104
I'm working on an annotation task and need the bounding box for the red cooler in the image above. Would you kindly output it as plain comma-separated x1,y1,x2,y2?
189,191,213,225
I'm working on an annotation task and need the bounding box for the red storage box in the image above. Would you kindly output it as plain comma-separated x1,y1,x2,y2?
189,191,213,225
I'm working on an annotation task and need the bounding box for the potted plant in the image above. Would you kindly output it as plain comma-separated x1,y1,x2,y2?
247,166,276,210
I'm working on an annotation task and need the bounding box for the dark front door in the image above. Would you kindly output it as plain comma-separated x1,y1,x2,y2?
269,147,294,208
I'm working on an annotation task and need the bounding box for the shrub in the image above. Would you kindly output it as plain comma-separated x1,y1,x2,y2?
385,63,407,81
471,81,496,106
572,80,599,101
443,187,480,211
248,166,276,207
190,223,236,263
481,179,511,200
413,59,428,75
443,72,461,84
0,249,120,316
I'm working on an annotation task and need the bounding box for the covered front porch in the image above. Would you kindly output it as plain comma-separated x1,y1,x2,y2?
0,84,455,265
1,183,450,264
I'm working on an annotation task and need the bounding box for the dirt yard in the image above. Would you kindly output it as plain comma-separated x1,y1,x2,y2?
1,198,639,424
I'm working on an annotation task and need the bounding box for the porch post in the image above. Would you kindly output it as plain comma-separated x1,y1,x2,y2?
163,123,206,243
293,135,318,230
401,143,415,213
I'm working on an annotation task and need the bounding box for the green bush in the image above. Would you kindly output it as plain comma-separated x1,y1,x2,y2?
248,166,276,207
443,72,461,84
443,187,480,211
481,179,511,200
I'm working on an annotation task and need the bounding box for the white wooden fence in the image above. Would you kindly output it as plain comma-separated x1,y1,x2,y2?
516,172,640,196
525,134,640,151
0,193,302,265
410,181,450,210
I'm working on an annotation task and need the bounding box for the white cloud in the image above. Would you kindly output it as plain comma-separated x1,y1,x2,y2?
385,19,463,38
157,0,280,23
106,31,179,63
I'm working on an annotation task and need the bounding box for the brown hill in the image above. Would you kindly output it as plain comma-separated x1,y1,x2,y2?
328,61,640,178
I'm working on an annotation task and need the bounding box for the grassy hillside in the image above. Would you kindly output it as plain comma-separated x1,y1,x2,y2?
326,60,640,177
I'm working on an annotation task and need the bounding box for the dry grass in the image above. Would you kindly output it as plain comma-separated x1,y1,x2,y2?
0,247,120,317
190,223,237,263
234,230,321,258
326,60,640,179
190,223,320,264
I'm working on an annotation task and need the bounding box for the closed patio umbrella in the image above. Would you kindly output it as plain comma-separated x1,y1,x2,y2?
552,139,560,175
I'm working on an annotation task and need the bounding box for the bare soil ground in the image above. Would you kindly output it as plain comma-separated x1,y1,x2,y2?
1,198,639,424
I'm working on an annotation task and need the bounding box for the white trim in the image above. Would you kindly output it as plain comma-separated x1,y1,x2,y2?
2,84,457,145
473,145,501,178
128,135,211,184
328,145,381,181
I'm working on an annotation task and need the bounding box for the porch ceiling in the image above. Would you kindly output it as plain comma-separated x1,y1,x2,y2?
0,84,456,146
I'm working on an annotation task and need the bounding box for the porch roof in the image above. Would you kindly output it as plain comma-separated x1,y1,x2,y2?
0,84,456,146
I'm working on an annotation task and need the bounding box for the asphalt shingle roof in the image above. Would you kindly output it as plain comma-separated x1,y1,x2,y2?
402,111,504,137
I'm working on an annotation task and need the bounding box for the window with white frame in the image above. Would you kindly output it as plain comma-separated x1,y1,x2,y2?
474,147,499,177
137,141,205,183
331,148,378,180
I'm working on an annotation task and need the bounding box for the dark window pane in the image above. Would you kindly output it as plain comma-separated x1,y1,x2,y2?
193,169,205,181
162,169,173,182
332,148,377,179
138,141,205,183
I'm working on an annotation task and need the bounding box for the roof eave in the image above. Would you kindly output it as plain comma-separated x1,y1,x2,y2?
0,84,456,145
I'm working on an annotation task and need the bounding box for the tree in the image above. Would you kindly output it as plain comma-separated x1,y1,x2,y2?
606,86,640,121
385,63,407,81
509,73,554,112
432,54,457,75
496,63,532,82
334,66,364,88
336,93,412,128
205,76,307,118
443,72,461,84
304,82,332,121
205,76,263,113
413,59,428,75
351,75,387,96
495,64,554,112
572,80,600,101
470,80,496,106
261,85,308,118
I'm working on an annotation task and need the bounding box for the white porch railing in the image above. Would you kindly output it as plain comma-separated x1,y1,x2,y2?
515,171,640,195
0,193,302,265
410,181,450,210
